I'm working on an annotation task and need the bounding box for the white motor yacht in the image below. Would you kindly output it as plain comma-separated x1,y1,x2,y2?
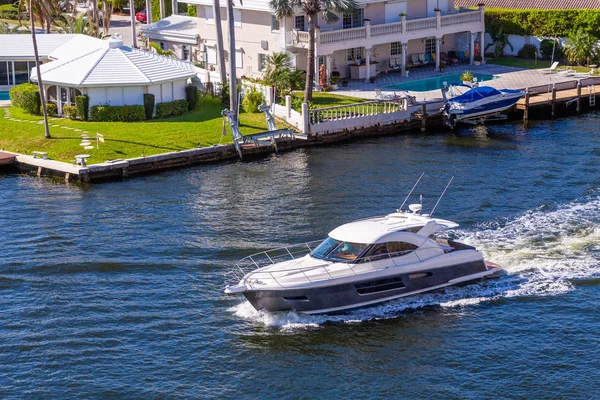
225,179,504,314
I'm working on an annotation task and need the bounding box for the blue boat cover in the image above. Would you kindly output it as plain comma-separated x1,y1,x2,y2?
451,86,502,103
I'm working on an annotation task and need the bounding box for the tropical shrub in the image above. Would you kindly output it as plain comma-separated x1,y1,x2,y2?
45,103,57,116
9,83,41,115
0,4,18,19
262,52,305,99
143,93,155,119
155,99,189,118
460,71,474,82
564,29,599,65
187,4,196,16
63,105,78,120
90,104,146,122
242,86,264,113
540,39,564,61
75,95,89,121
185,85,199,110
517,44,538,59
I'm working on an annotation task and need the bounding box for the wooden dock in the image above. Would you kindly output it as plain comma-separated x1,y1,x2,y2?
517,76,600,121
0,151,16,165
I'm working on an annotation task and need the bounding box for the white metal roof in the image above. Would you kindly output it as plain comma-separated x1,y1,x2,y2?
141,15,199,44
30,38,197,87
0,34,103,61
328,212,459,244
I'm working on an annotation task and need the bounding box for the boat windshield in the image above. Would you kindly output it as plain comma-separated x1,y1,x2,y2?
310,237,369,262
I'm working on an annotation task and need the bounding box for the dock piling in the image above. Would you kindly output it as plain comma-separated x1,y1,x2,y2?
576,81,582,115
421,103,427,132
523,88,530,126
551,84,557,118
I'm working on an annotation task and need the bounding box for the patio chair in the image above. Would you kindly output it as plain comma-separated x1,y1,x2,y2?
424,53,431,64
457,51,466,64
375,89,397,101
419,53,429,65
448,51,459,65
540,61,560,74
410,54,421,67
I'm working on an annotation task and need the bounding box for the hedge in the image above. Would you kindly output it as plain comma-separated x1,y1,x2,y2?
187,4,196,17
155,99,188,118
485,9,600,38
90,104,146,122
10,83,41,115
0,4,18,20
63,105,78,120
46,103,57,116
185,85,199,110
75,95,89,121
143,93,155,119
150,0,186,23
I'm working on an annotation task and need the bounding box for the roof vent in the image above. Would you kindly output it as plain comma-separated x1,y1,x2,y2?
408,204,422,214
108,38,123,49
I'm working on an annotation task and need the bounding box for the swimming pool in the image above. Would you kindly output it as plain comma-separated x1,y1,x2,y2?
383,73,497,92
0,91,9,101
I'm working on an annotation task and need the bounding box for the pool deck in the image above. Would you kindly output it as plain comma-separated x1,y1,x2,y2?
335,63,584,102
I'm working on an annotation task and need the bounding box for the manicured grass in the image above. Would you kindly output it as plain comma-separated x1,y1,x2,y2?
291,92,367,106
0,96,269,164
487,57,598,74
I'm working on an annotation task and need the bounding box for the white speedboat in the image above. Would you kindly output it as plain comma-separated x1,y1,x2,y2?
225,179,504,314
442,85,524,127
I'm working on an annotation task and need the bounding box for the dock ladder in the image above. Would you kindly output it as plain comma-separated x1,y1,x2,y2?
590,85,596,107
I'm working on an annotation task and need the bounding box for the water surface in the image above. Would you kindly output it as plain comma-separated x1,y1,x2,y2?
1,114,599,398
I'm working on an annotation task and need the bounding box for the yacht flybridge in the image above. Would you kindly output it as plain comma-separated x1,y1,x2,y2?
225,177,504,314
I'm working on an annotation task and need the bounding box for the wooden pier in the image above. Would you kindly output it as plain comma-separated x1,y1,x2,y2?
517,76,600,122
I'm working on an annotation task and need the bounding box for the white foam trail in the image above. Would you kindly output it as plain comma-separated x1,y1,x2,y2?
230,196,600,330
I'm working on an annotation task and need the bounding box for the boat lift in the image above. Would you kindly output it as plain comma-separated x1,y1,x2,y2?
222,103,295,160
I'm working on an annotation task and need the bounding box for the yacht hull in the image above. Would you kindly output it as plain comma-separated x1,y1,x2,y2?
242,260,492,314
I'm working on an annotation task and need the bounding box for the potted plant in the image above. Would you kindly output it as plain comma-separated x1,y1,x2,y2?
330,74,339,90
369,76,376,84
460,70,474,84
474,55,482,66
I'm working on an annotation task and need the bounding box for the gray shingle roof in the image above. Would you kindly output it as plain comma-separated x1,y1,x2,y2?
455,0,600,9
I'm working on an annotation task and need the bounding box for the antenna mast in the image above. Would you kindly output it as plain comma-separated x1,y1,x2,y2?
399,172,425,211
430,176,454,217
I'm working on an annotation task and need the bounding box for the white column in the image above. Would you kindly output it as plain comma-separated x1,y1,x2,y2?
325,54,332,85
470,33,475,65
57,86,62,115
401,43,407,74
364,47,371,82
146,0,152,24
172,0,178,15
480,31,485,64
435,38,441,70
314,52,319,90
159,0,165,19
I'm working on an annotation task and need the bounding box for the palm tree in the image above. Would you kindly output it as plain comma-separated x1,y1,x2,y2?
226,0,237,124
263,51,303,98
149,42,175,57
102,0,113,37
269,0,358,102
129,0,137,47
55,13,92,34
564,29,599,66
29,0,50,139
18,0,59,33
212,0,226,84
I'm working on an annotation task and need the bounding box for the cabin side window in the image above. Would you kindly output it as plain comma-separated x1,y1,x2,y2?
363,242,418,261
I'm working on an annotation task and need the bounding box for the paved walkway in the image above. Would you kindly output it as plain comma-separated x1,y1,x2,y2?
336,63,585,102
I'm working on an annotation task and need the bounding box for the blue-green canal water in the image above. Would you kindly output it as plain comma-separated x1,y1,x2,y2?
1,115,600,398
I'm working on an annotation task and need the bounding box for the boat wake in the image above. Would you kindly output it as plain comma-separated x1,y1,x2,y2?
229,196,600,330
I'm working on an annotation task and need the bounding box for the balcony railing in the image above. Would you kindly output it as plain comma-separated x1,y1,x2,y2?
286,9,483,50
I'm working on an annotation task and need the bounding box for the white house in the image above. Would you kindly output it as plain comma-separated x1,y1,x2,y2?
142,0,485,83
0,34,103,91
30,37,197,114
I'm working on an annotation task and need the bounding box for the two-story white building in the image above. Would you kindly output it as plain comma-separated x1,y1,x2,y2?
142,0,485,84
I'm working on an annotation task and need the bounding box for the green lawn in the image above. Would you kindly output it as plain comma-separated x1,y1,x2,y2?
0,97,269,164
486,57,597,74
291,92,367,106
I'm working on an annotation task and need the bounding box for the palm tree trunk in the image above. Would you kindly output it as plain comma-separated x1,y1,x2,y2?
305,13,315,103
91,0,99,37
45,13,51,33
129,0,137,47
226,0,237,124
30,0,50,139
102,1,112,37
146,0,152,24
212,0,226,84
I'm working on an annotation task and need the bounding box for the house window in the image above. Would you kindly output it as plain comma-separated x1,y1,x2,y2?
294,15,305,31
233,8,241,27
271,15,280,31
205,5,214,24
343,9,363,29
236,50,243,69
258,53,268,71
346,47,364,62
13,61,28,84
182,45,190,61
390,42,402,56
0,62,8,85
425,38,436,55
159,41,165,50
